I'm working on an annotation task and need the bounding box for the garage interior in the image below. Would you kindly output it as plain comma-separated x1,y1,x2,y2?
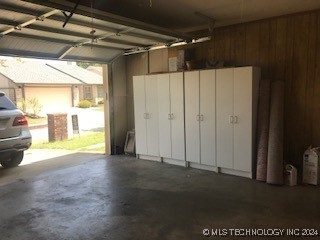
1,0,320,239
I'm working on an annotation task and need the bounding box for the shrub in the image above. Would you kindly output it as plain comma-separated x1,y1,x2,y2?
19,98,42,117
98,99,104,104
78,100,92,108
27,97,42,117
91,100,97,107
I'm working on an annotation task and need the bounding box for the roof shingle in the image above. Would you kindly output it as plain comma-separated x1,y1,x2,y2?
0,60,81,85
47,64,103,84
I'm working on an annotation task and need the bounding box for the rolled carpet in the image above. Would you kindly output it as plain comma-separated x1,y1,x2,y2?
256,79,271,182
267,81,284,185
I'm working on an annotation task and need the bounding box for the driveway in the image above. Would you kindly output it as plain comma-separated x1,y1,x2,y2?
0,150,104,187
30,107,105,142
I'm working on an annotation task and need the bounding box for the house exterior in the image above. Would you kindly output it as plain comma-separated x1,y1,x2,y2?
0,60,103,115
47,64,104,104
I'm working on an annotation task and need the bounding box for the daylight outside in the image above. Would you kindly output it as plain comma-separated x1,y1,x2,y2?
0,56,106,167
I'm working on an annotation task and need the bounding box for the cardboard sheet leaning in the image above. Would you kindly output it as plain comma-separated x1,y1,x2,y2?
303,147,320,185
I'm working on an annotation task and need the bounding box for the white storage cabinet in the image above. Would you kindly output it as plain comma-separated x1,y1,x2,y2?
133,75,160,160
216,67,260,178
184,69,216,170
157,72,185,165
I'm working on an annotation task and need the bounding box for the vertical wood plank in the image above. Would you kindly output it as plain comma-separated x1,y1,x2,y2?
291,13,310,170
245,22,260,66
283,15,295,167
213,28,224,62
258,21,270,79
234,24,246,66
274,17,287,81
305,13,317,147
222,27,232,65
312,12,320,146
268,19,277,81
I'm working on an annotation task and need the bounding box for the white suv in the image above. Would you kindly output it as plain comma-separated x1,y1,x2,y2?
0,92,32,168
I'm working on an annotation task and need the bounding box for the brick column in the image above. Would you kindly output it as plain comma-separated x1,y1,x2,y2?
47,113,68,142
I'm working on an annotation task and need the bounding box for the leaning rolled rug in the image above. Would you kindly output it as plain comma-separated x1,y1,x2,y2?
256,79,271,182
266,81,284,185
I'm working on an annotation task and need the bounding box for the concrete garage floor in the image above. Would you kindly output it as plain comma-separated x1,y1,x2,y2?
0,156,319,240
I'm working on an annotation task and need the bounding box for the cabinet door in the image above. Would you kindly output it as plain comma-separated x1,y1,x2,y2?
216,69,234,169
200,70,216,166
157,73,171,158
185,71,200,163
233,67,253,172
133,76,147,155
145,75,159,156
170,72,185,161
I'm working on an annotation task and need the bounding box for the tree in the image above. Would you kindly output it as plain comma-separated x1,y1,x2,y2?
0,59,7,67
76,61,102,69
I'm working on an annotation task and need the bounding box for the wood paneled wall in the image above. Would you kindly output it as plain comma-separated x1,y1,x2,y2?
168,10,320,172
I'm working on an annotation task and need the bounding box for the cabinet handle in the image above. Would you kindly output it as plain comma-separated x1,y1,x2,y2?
147,113,150,119
234,116,238,123
168,113,171,120
143,113,147,119
229,116,234,123
196,115,200,121
200,114,204,121
171,113,174,120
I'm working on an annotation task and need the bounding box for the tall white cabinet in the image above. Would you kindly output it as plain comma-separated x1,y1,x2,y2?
157,72,185,165
133,75,159,158
216,67,260,178
185,70,216,169
133,66,260,178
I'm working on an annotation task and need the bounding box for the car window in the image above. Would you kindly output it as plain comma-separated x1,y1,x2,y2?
0,93,17,110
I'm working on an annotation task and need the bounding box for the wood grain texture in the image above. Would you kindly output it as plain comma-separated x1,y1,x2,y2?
312,13,320,146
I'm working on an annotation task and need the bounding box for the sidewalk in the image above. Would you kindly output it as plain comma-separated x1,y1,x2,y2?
29,107,105,143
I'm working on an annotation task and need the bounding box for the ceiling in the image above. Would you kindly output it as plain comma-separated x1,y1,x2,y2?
64,0,320,33
0,0,191,63
0,0,320,63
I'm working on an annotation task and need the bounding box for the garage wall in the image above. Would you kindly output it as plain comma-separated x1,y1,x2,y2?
126,52,148,131
149,49,169,73
110,56,127,153
173,10,320,172
125,10,320,171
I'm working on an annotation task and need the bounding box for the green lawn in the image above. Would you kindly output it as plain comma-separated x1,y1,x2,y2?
27,117,47,125
32,132,105,151
92,105,104,112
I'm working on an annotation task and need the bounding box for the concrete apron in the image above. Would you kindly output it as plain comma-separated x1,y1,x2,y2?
0,149,104,187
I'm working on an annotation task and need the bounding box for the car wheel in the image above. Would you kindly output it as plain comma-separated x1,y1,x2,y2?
1,151,24,168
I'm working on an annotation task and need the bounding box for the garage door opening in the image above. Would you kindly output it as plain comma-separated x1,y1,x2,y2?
0,56,109,167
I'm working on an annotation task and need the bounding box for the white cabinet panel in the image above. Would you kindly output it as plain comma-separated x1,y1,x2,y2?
200,70,216,166
157,74,171,158
133,76,147,155
145,75,159,156
185,71,200,163
234,67,253,172
170,72,185,161
216,69,234,169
